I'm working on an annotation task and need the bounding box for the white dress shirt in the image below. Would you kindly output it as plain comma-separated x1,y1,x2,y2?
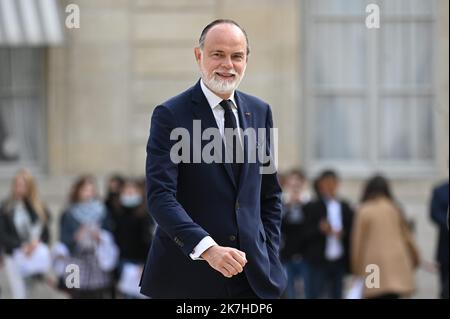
189,79,241,260
325,199,344,261
200,79,241,142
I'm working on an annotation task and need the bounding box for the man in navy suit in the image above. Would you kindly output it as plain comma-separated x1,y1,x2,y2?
140,19,287,298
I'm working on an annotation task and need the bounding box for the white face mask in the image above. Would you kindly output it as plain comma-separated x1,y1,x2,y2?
120,194,143,208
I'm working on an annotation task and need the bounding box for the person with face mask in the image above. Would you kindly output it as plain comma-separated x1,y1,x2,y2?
104,174,125,217
109,179,154,298
60,175,117,299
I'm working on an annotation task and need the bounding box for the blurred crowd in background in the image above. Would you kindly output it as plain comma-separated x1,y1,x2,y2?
0,168,447,299
279,168,448,299
0,170,154,299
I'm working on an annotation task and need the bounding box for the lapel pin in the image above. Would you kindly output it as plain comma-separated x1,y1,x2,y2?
245,112,251,116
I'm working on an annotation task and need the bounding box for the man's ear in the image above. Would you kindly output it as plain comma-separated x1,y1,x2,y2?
194,47,201,63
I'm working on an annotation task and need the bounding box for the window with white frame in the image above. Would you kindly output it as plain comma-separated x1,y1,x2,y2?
303,0,436,175
0,48,46,172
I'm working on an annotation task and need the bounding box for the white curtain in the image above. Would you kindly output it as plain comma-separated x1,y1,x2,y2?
310,0,435,163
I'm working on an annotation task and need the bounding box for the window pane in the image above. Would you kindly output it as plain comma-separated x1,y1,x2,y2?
0,50,12,89
380,97,434,161
0,96,42,163
381,22,433,88
0,48,44,166
13,97,42,162
411,23,433,86
380,0,434,16
415,98,434,160
11,48,43,91
313,0,370,15
380,22,409,87
313,23,366,88
0,99,19,161
314,97,367,160
379,97,411,160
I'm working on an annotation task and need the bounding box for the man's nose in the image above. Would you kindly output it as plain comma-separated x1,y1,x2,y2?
221,56,233,69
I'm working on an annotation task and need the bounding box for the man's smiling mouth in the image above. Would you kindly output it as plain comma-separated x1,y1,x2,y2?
215,72,236,79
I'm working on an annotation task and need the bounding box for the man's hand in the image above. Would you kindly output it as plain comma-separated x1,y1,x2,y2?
201,245,247,278
332,230,343,239
320,220,343,238
319,219,332,235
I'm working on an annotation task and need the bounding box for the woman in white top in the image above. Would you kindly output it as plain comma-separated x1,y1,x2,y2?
0,169,52,298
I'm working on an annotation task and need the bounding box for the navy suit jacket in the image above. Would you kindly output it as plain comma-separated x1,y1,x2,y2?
140,80,287,298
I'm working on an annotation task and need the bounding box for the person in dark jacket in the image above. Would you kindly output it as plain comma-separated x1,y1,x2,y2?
303,170,353,299
110,178,154,298
112,179,154,265
280,169,310,298
104,174,125,218
430,180,449,299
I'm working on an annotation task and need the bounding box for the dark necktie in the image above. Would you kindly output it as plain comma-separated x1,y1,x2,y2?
220,99,243,184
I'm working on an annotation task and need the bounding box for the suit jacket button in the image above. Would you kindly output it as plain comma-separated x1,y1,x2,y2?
174,237,183,246
229,235,236,242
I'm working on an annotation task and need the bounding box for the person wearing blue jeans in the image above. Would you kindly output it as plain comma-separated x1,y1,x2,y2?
284,258,310,298
280,169,310,299
307,259,345,299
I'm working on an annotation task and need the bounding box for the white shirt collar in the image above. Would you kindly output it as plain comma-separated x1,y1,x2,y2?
200,79,238,111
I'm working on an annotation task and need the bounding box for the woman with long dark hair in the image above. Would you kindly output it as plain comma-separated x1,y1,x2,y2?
60,175,118,298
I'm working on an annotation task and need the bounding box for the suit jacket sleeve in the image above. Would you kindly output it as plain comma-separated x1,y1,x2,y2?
59,210,78,254
430,186,447,228
301,202,323,242
351,206,368,276
260,105,283,254
146,105,209,256
0,207,21,253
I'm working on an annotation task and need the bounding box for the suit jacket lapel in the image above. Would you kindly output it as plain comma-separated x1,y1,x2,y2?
191,80,237,189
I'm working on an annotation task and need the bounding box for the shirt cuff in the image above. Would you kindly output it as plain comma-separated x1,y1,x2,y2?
189,236,217,260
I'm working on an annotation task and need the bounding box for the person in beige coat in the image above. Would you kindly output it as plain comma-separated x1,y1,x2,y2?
351,175,420,299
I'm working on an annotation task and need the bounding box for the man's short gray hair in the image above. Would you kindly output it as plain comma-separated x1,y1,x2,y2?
198,19,250,55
